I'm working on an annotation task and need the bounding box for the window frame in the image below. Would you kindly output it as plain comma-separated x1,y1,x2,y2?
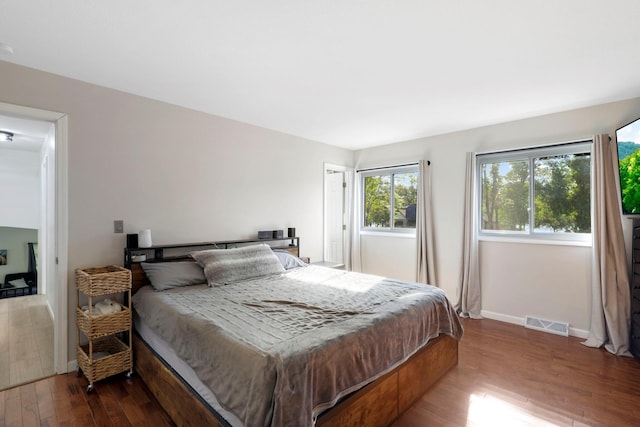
476,141,593,244
360,164,419,234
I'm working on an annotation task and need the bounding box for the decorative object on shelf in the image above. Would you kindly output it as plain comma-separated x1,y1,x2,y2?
126,233,138,248
259,230,285,239
288,227,296,238
138,229,152,248
0,249,6,265
130,253,146,262
81,298,123,316
258,230,272,239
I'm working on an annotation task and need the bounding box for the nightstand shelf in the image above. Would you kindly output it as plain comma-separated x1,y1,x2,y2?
75,265,133,392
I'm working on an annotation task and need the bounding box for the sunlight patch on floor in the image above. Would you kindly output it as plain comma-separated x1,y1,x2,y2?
467,392,564,427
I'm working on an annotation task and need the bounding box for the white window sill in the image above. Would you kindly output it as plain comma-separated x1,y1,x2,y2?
359,230,416,238
478,234,592,247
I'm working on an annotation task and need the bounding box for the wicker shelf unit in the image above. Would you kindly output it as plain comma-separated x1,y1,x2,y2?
76,265,133,392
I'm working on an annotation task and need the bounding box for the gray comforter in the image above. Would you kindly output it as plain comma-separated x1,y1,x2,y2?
132,265,463,427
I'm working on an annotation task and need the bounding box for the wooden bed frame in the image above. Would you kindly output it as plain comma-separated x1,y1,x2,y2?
129,261,458,427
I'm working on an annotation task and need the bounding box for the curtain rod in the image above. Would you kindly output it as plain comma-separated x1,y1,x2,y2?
356,161,428,173
475,137,597,157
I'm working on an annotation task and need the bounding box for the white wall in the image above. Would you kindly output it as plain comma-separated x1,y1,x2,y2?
360,233,416,282
0,226,38,284
0,148,40,228
479,241,591,331
355,96,640,334
0,60,353,362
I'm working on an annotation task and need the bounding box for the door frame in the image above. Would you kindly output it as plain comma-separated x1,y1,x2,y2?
0,101,69,374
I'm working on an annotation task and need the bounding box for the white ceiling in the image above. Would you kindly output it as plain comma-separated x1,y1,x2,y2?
1,1,640,150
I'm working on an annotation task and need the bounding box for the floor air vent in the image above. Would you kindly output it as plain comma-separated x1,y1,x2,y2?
524,316,569,337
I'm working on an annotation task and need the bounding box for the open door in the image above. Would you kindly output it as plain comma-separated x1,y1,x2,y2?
324,170,345,265
324,164,352,268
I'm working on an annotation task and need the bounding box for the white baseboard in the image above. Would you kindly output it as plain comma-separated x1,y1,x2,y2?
568,327,589,339
480,310,522,325
480,310,589,339
68,360,78,373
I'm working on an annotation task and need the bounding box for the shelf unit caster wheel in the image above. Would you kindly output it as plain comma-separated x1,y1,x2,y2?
86,384,94,393
125,371,133,379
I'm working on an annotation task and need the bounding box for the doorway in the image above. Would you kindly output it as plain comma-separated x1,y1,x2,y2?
0,102,69,385
323,164,352,269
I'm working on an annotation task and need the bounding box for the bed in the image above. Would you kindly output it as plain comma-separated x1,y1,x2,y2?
128,242,462,427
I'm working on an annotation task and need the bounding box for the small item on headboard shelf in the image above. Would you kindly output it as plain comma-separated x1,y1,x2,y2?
258,231,272,239
126,233,138,249
138,229,153,248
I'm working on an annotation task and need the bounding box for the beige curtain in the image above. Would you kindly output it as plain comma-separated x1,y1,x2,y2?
583,134,631,356
455,152,482,318
416,160,437,284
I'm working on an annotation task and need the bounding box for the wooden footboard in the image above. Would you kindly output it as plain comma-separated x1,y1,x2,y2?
134,332,458,427
317,334,458,427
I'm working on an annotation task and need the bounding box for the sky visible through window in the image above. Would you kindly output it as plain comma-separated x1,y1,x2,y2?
617,119,640,144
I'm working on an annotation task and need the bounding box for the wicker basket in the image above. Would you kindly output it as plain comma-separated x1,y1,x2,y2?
76,265,131,296
77,335,132,384
76,305,131,339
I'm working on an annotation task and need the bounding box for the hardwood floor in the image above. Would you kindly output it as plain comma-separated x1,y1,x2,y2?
0,372,174,427
394,318,640,427
2,317,640,426
0,295,54,390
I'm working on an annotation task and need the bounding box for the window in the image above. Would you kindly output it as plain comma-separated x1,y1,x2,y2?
362,165,418,232
478,141,591,241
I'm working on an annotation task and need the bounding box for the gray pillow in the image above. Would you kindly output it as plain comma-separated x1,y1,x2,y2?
191,244,285,286
273,251,307,270
140,262,207,291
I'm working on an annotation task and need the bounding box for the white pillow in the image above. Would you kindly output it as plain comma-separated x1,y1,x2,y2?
9,278,29,289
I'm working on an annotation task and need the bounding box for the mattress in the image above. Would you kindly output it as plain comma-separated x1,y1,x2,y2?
132,265,462,427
